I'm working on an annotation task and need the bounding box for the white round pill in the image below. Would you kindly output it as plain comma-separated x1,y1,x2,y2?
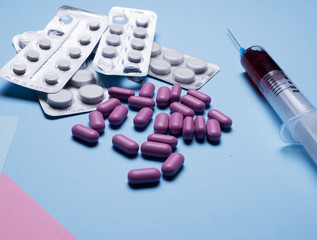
79,84,104,104
68,47,81,58
88,19,100,31
38,38,51,50
150,59,171,75
131,38,145,50
102,46,117,58
47,89,73,109
136,15,149,27
186,57,208,74
26,49,39,62
70,69,95,88
172,67,195,84
106,34,121,46
110,24,123,35
44,72,58,85
57,59,70,71
78,33,91,45
128,50,142,63
163,49,184,65
133,27,147,38
151,42,162,57
12,62,26,75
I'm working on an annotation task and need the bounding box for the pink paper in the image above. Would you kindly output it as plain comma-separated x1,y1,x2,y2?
0,172,77,240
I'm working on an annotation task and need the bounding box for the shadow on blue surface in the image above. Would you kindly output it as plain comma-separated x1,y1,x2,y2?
163,166,184,181
72,136,99,148
112,146,139,160
128,181,160,189
0,81,37,102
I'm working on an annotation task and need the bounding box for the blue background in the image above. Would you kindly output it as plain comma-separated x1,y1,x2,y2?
1,0,317,239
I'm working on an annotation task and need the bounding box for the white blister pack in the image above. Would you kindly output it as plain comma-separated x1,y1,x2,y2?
149,43,220,89
12,31,43,53
0,6,109,93
93,7,157,77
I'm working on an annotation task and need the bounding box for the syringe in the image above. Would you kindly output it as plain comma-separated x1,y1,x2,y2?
228,29,317,163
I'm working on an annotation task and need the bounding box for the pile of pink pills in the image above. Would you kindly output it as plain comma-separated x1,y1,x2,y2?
71,82,232,186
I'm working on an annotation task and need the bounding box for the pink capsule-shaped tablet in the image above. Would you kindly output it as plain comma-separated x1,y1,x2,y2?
112,134,139,155
141,141,172,158
108,105,128,126
108,87,135,100
182,116,194,141
128,96,155,109
154,113,169,134
128,168,161,184
156,86,171,107
169,112,183,135
72,124,99,143
133,107,153,128
139,82,155,98
207,109,232,129
89,111,105,133
170,102,194,117
170,84,181,102
187,89,211,105
194,115,206,140
147,134,178,148
96,98,121,117
206,119,221,141
181,95,205,113
161,153,184,177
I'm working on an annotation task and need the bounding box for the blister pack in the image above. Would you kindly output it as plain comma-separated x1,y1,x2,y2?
0,6,109,93
148,43,220,89
12,31,43,53
93,7,157,77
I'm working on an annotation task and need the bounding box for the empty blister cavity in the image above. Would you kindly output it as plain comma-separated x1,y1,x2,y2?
79,84,104,105
47,89,74,109
12,30,43,53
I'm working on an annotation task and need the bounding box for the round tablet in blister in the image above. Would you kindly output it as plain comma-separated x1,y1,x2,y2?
136,15,149,27
163,49,184,66
78,33,91,45
151,42,162,57
186,57,208,74
47,89,73,109
133,27,147,38
88,19,100,31
172,68,195,84
44,72,58,85
102,46,117,58
110,24,124,35
70,70,95,88
12,62,26,75
106,34,121,46
38,38,51,50
128,50,142,63
131,38,145,50
150,59,171,75
68,47,81,59
79,84,104,105
57,59,70,71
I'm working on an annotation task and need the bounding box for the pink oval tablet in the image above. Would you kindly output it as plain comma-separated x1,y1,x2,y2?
169,112,183,135
133,107,153,128
170,102,194,117
156,86,171,107
141,141,172,158
108,105,128,126
108,87,135,100
112,134,139,155
161,153,184,177
96,98,121,117
182,116,194,141
89,111,105,133
147,134,178,148
181,95,205,113
187,89,211,105
207,109,232,129
139,82,155,98
195,115,206,140
72,124,99,143
128,96,155,109
206,119,221,141
170,84,181,102
154,113,169,134
128,168,161,184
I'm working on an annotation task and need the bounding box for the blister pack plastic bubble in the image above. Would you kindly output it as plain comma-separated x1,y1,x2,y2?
12,31,43,53
0,6,109,93
149,42,220,89
93,7,157,77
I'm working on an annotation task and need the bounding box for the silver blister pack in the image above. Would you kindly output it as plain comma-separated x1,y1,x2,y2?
12,31,43,53
93,7,157,77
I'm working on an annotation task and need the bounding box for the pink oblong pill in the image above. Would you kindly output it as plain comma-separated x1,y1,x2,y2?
89,111,105,133
156,86,171,107
147,133,178,148
72,124,99,143
208,109,232,129
170,102,194,117
96,98,121,117
195,115,206,140
161,153,184,177
181,95,205,113
112,134,139,155
169,112,183,135
170,84,181,103
108,105,128,126
141,141,172,158
133,107,153,128
206,119,221,141
139,82,155,98
128,168,161,184
128,96,155,109
187,89,211,105
108,87,135,100
182,116,194,141
154,113,169,134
